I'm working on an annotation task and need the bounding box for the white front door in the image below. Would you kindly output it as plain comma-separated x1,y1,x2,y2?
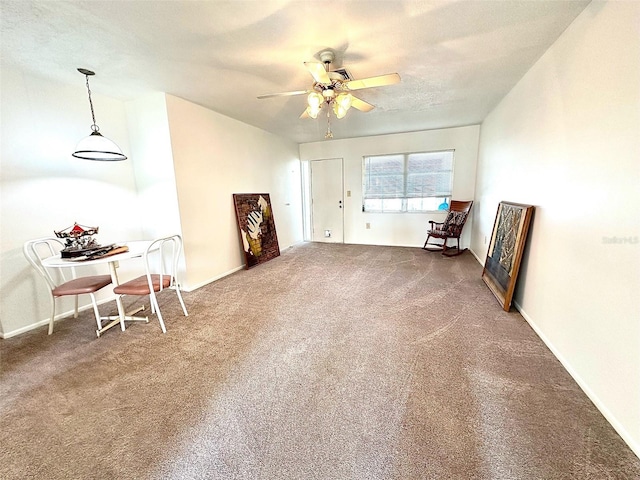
311,158,344,243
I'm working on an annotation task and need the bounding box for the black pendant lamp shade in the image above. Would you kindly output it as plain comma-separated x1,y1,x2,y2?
72,68,127,161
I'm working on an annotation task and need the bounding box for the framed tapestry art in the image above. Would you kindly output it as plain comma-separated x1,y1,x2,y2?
482,201,534,311
233,193,280,269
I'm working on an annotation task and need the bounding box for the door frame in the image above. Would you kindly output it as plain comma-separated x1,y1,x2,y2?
303,158,344,243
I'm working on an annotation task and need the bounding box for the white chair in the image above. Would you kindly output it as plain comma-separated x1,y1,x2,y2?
114,235,188,333
23,237,113,336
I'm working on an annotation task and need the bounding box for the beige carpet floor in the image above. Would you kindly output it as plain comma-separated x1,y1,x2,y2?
1,242,638,479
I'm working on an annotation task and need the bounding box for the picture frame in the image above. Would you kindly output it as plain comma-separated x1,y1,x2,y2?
233,193,280,269
482,201,534,311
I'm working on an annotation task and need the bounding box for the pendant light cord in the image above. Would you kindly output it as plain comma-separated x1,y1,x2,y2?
84,74,99,133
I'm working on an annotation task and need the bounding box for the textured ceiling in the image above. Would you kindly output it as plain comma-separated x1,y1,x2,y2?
1,0,589,144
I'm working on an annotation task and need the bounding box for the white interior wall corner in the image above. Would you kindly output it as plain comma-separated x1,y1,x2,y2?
473,1,640,457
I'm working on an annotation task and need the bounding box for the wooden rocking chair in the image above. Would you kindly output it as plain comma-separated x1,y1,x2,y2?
423,200,473,256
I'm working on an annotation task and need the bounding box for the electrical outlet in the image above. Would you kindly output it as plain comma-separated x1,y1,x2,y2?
324,230,331,238
366,223,371,229
347,190,351,197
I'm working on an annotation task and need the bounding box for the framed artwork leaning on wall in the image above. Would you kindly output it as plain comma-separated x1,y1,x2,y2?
482,201,534,311
233,193,280,269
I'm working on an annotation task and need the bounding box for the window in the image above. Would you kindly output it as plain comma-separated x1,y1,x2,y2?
362,150,454,212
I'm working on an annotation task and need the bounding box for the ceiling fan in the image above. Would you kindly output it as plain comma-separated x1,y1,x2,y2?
258,50,400,137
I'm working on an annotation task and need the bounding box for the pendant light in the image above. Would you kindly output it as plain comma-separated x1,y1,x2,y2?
72,68,127,161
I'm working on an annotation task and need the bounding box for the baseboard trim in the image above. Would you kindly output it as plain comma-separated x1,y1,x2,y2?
514,300,640,460
182,242,305,292
469,247,485,266
0,296,119,339
1,320,53,339
183,265,245,292
2,263,248,339
470,246,638,459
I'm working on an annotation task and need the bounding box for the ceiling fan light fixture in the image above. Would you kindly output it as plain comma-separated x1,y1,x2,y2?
306,105,321,119
307,91,323,109
322,89,335,99
333,103,348,119
331,93,352,119
257,50,400,139
336,93,353,109
72,68,126,161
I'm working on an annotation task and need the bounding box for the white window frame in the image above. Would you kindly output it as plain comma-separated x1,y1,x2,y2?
362,150,454,213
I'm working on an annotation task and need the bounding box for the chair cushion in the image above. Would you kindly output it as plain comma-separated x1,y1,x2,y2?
113,274,172,296
52,275,112,296
428,227,448,236
444,210,467,228
428,211,468,237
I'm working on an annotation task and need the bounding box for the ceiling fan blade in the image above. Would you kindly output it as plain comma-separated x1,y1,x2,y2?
304,62,331,85
257,90,309,99
350,96,375,112
345,73,401,91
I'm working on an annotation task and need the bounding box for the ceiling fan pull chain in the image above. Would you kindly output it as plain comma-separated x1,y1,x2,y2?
325,108,333,139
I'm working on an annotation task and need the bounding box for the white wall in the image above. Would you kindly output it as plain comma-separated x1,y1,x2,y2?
0,71,303,337
472,1,640,456
165,94,303,290
300,126,479,247
0,64,141,337
125,93,182,240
